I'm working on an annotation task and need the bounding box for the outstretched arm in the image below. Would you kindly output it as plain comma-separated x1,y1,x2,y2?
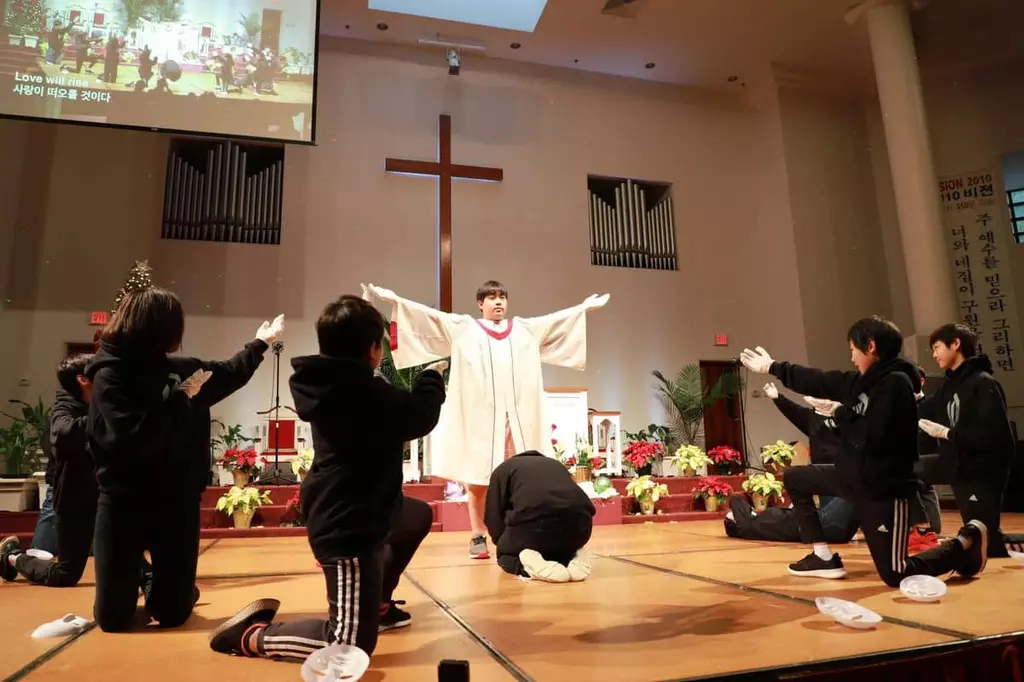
833,373,912,453
519,293,610,370
379,369,447,443
742,347,853,402
364,284,470,369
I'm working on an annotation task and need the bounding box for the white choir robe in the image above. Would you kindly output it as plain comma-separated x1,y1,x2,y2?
381,294,590,486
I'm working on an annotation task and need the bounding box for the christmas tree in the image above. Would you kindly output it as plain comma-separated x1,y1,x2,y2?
5,0,48,35
111,260,155,314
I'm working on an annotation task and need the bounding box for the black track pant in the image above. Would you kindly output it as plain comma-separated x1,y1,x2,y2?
15,504,95,586
256,496,433,659
495,512,593,577
785,465,967,588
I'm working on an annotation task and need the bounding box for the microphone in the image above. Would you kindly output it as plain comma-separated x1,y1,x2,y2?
272,341,284,353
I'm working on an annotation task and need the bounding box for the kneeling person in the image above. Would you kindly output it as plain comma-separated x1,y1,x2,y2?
486,451,595,583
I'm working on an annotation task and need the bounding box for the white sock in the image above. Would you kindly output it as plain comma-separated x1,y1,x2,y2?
813,543,834,561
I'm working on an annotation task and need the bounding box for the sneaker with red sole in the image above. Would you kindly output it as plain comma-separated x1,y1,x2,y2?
908,528,940,555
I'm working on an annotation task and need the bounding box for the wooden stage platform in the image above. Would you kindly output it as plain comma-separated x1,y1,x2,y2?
4,512,1024,682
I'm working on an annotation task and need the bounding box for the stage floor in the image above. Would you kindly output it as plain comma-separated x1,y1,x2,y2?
4,512,1024,682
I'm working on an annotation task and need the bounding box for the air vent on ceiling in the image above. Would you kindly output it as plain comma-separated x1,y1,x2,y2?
602,0,644,19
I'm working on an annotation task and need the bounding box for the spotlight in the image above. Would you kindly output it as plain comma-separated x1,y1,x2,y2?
446,47,461,75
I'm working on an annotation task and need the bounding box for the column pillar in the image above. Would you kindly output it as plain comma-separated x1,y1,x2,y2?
848,0,955,365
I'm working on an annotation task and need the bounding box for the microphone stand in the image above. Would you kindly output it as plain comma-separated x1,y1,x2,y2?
258,340,294,485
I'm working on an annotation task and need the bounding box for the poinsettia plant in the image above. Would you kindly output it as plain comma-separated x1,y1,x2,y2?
218,447,267,476
708,445,742,473
623,440,665,470
693,476,734,503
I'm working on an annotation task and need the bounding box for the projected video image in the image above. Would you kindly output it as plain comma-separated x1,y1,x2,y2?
0,0,318,142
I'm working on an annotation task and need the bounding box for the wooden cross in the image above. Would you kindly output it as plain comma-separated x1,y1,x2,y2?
385,114,504,312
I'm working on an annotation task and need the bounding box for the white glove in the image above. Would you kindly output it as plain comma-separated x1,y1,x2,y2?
256,314,284,344
804,396,841,417
180,369,213,398
763,383,779,400
740,346,773,374
424,360,448,375
583,293,610,310
918,419,950,440
360,283,372,301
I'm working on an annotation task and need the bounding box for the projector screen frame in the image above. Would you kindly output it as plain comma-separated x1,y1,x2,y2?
0,0,323,146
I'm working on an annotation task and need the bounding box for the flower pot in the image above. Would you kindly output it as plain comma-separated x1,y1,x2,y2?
639,499,656,516
0,477,34,511
635,463,653,477
232,510,255,529
683,466,696,477
751,493,769,512
23,36,38,48
767,462,787,476
704,497,721,513
232,470,250,488
573,466,592,483
8,35,23,47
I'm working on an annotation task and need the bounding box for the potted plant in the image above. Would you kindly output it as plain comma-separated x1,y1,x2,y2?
671,444,712,477
625,475,669,516
761,440,796,474
652,364,741,448
216,486,272,529
4,0,46,46
742,472,784,511
708,445,742,475
693,476,734,512
219,447,266,488
291,447,313,481
622,440,665,477
211,421,256,484
281,490,303,527
0,397,48,511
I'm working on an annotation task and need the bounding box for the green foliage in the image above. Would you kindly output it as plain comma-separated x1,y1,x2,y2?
652,364,741,446
5,0,48,35
0,397,50,476
210,421,254,454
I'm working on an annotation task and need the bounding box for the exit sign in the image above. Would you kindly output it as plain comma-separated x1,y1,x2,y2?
714,334,729,347
89,311,109,326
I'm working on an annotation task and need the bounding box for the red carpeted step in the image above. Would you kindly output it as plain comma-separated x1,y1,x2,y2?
198,520,443,540
621,510,726,524
200,482,447,507
200,500,440,528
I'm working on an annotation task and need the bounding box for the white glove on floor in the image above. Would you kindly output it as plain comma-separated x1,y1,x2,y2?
256,314,284,344
740,347,774,374
804,396,842,417
763,383,779,399
918,419,950,440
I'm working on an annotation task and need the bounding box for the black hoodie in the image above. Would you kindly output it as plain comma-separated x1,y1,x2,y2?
771,393,841,465
484,451,595,545
86,341,193,497
770,356,920,499
49,388,97,514
918,354,1015,482
290,355,445,560
86,339,270,498
166,339,268,493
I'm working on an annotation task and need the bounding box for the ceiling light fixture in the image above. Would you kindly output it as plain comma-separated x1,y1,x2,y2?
644,62,655,69
376,22,389,30
510,42,521,49
727,75,738,82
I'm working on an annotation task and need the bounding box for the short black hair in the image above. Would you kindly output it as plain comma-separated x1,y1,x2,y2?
57,354,93,399
101,287,185,356
847,316,903,361
316,295,385,360
928,323,977,358
476,280,507,302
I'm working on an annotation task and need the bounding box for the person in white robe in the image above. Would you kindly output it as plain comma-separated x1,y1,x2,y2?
362,280,609,559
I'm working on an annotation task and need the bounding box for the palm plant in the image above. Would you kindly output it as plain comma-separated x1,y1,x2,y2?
146,0,182,22
238,11,261,44
652,364,740,447
119,0,150,28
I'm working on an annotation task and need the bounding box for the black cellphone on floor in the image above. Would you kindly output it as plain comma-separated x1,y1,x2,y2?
438,659,469,681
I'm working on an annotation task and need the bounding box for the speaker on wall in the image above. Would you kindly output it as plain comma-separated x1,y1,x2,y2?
261,9,282,54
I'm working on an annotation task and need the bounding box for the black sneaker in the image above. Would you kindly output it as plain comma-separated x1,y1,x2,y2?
379,600,411,633
208,598,281,656
955,520,988,578
0,536,20,582
787,552,846,579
